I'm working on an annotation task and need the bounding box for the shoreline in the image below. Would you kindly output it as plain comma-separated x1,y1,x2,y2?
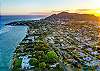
9,12,100,71
10,26,28,65
0,26,28,71
0,15,46,71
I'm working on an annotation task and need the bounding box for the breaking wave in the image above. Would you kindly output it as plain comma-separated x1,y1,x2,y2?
0,26,12,35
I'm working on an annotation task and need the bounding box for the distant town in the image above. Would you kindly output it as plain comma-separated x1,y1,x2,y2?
8,12,100,71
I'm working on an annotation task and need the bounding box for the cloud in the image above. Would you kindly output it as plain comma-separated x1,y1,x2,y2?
75,8,100,16
76,8,100,12
77,9,92,11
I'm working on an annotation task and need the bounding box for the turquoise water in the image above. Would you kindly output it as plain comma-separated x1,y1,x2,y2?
0,26,28,71
0,15,45,71
0,15,45,29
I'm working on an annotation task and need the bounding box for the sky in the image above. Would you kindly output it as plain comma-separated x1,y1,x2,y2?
0,0,100,15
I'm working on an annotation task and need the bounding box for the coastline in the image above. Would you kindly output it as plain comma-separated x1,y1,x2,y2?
8,12,100,71
0,26,28,71
0,15,46,71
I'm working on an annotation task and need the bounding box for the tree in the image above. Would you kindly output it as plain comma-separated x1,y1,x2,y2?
29,58,38,66
35,51,46,61
46,51,59,63
39,62,46,69
13,58,22,69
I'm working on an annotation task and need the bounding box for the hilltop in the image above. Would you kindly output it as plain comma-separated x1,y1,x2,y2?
6,12,99,26
10,11,100,71
44,12,98,21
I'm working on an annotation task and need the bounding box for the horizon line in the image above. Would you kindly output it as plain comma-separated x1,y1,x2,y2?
0,11,98,17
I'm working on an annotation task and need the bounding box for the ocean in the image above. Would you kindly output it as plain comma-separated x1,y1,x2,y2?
0,15,45,71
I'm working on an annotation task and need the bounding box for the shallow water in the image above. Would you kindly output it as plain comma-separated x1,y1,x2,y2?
0,26,28,71
0,15,45,71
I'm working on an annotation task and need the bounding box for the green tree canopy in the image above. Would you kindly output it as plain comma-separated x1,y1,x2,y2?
29,58,38,66
46,51,59,63
13,58,22,69
39,62,46,69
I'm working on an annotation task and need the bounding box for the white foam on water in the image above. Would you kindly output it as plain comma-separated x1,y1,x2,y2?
0,26,12,35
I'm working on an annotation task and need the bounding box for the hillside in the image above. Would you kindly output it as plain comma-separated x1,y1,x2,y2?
44,12,99,21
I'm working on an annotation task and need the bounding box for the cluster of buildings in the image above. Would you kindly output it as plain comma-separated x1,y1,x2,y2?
12,19,100,71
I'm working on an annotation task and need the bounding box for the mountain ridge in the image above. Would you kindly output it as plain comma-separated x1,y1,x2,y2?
44,12,99,21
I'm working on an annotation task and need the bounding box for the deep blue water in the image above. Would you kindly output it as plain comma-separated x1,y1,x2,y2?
0,15,45,29
0,15,45,71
